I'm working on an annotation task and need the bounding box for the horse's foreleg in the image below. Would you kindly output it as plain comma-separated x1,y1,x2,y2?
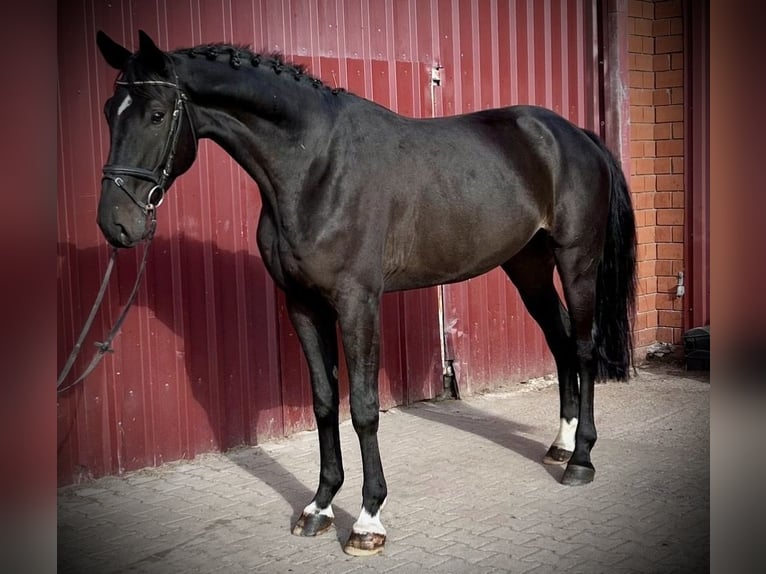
336,286,387,556
286,294,343,537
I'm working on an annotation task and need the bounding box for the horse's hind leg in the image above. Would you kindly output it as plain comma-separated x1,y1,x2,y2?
287,293,344,537
553,242,602,486
502,232,579,466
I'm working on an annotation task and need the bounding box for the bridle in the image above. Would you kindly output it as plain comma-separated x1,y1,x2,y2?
101,76,197,223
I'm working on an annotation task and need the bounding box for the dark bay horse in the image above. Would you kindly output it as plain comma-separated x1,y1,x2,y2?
95,30,636,556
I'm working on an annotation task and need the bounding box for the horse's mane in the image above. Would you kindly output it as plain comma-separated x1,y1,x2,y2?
173,43,343,93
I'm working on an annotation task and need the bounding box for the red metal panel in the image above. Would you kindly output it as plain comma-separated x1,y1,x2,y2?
58,0,601,484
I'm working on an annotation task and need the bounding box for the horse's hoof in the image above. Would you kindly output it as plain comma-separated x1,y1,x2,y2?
343,531,386,556
543,446,572,465
292,512,334,537
561,463,595,486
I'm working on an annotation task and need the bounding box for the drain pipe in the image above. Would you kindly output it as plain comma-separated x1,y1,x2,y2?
431,64,459,400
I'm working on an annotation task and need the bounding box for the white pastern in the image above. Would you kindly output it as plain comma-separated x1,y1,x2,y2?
116,94,132,116
303,501,334,518
352,498,387,535
553,417,578,451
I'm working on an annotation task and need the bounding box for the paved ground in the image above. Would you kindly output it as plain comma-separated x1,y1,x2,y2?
58,363,709,573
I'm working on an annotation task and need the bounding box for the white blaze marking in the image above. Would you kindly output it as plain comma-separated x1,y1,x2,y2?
552,417,578,451
352,498,387,535
303,501,334,518
116,94,133,116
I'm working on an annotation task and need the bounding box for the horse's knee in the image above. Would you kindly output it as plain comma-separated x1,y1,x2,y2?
350,398,380,434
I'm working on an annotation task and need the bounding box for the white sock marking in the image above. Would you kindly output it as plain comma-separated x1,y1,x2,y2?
303,501,334,518
553,417,578,451
116,94,132,116
352,498,387,535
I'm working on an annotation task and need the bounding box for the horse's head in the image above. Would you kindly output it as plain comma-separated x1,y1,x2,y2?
96,30,197,247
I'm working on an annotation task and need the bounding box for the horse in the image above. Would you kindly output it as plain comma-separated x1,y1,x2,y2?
94,30,636,556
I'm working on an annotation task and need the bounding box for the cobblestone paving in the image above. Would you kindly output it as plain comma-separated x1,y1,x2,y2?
58,364,709,573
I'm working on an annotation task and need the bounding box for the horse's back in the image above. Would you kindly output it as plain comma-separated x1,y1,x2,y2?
334,105,607,290
292,102,610,292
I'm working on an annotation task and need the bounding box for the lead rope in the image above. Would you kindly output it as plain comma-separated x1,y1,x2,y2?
56,218,156,395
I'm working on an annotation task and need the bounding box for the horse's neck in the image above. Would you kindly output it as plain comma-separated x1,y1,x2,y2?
177,55,336,210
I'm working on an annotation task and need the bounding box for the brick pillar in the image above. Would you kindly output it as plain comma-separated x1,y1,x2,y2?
628,0,686,353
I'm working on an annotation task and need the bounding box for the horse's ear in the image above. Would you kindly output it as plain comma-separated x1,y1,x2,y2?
96,30,131,70
137,30,167,74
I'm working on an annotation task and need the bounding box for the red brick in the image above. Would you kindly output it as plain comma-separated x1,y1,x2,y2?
653,54,671,71
671,191,685,208
656,70,683,89
638,259,656,277
653,88,671,106
643,37,655,54
638,326,659,346
634,53,654,71
657,209,684,229
637,226,656,244
656,294,676,310
631,105,654,123
640,276,658,295
653,19,671,36
643,141,656,157
644,175,657,191
656,326,676,343
629,70,645,89
672,157,684,173
643,2,654,19
656,260,673,275
657,242,683,259
659,310,683,328
656,35,683,54
672,225,685,242
630,140,644,158
657,175,684,191
672,121,685,139
654,157,672,173
629,34,644,54
638,243,658,260
671,17,683,35
646,310,659,328
656,104,684,122
657,139,684,156
655,226,673,242
654,192,673,208
636,158,655,175
632,123,655,140
654,124,672,139
633,192,654,210
656,0,682,19
631,88,653,106
629,1,646,18
671,52,684,70
672,259,685,274
658,275,678,292
635,17,653,37
671,87,684,104
638,294,658,314
644,209,657,225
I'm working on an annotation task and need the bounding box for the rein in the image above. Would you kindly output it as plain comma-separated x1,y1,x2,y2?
56,225,155,395
57,77,195,395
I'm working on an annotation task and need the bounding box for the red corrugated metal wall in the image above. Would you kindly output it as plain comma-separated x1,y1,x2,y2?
57,0,601,485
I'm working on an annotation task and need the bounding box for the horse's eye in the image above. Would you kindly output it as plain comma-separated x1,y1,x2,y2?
151,111,166,124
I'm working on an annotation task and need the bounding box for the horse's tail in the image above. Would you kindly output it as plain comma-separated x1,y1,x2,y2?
584,130,637,381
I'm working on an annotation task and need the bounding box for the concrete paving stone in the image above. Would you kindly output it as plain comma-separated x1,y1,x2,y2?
58,364,708,573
